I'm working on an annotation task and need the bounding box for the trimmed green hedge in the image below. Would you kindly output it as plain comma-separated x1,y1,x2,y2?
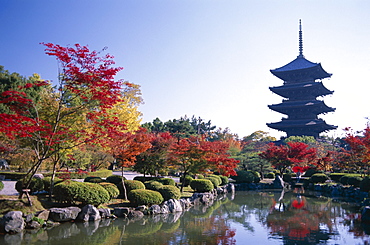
128,189,164,206
15,178,44,194
0,181,3,191
84,176,103,183
219,175,229,185
42,176,63,193
231,170,260,183
157,178,175,186
340,174,362,185
158,185,181,200
180,175,193,187
310,173,329,184
54,180,110,206
144,181,163,191
329,173,347,182
205,176,221,188
99,182,119,200
360,177,370,192
190,179,214,193
106,175,126,185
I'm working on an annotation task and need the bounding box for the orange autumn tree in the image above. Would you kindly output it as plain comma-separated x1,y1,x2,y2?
169,136,238,192
108,128,152,199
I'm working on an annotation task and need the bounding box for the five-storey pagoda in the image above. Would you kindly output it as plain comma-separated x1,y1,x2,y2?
267,20,337,138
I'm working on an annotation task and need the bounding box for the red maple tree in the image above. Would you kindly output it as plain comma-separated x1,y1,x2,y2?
259,142,317,174
0,43,129,190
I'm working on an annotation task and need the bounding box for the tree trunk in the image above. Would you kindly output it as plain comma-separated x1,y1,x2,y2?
121,167,128,200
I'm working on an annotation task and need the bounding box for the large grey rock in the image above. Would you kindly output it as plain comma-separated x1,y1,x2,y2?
164,199,183,213
37,210,50,220
127,210,144,220
49,207,81,222
179,198,192,209
0,211,25,233
113,207,130,217
98,208,111,219
77,205,101,222
149,205,162,214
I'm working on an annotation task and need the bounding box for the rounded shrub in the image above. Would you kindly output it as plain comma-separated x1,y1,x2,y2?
360,177,370,192
144,181,163,191
99,182,119,200
158,185,181,201
219,175,229,185
128,189,164,206
15,178,44,194
0,181,3,191
106,175,126,185
195,174,204,179
180,175,193,187
84,176,103,183
230,170,260,184
302,169,318,177
124,180,145,192
310,173,329,184
42,176,63,192
266,172,275,179
208,175,222,185
157,178,175,186
54,180,110,206
329,173,346,182
283,173,293,182
134,176,157,182
347,176,363,187
206,176,221,188
340,174,361,185
190,179,214,193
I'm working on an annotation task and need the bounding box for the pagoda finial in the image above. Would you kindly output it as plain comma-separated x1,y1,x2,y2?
298,19,304,57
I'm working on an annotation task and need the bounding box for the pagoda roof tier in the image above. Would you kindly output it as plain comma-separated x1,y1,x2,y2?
270,56,331,82
267,118,337,132
268,100,335,115
269,81,333,99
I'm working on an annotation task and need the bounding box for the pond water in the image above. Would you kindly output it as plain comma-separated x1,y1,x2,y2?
2,191,370,245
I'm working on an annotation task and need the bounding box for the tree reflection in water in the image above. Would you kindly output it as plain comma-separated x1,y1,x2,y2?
1,191,370,244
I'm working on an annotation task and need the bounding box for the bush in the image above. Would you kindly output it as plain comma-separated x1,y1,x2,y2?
205,176,221,188
128,189,164,206
329,173,347,182
144,181,163,191
360,177,370,192
99,182,119,200
106,175,126,185
158,185,181,201
180,175,193,187
348,176,363,187
54,180,110,206
302,169,318,177
190,179,214,192
266,172,275,179
84,176,103,183
15,178,44,194
42,176,63,192
340,174,361,185
124,180,145,192
195,174,204,179
230,170,260,183
0,181,3,191
134,176,157,183
283,173,292,182
219,175,229,185
157,178,175,186
310,173,329,184
208,175,222,185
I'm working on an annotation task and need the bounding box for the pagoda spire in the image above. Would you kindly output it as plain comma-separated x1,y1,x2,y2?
298,19,304,57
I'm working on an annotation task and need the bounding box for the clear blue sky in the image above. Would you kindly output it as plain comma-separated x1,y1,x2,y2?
1,1,370,139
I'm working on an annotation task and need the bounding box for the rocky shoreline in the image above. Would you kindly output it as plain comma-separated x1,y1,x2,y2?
0,184,233,234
